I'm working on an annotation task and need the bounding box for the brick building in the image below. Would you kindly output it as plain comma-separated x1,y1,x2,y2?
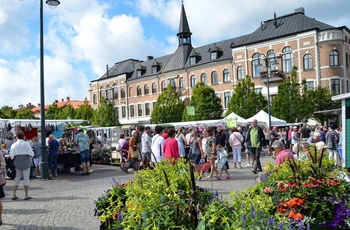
89,3,350,125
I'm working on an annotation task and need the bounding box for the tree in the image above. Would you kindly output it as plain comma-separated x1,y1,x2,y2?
182,82,223,121
226,76,267,119
75,97,94,124
92,97,119,127
46,103,62,119
15,108,35,119
271,67,312,123
0,106,17,118
59,104,75,119
151,84,185,123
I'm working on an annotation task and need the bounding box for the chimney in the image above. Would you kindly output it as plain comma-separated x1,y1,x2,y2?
18,104,23,108
147,56,153,60
61,98,64,102
295,7,305,14
66,97,70,102
38,103,40,107
55,100,58,103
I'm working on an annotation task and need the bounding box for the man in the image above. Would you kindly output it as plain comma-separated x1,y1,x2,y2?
300,124,311,141
76,129,91,175
307,132,321,144
141,126,152,169
10,131,34,200
269,126,279,159
32,137,42,179
151,126,164,163
48,134,59,177
245,119,265,174
325,124,340,166
272,140,294,165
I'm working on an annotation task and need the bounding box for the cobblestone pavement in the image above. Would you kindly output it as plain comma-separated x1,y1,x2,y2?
2,154,273,229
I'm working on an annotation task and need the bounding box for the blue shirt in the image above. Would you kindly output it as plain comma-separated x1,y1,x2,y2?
48,139,59,155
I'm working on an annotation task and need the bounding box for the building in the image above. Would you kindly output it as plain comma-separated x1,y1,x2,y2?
89,3,350,126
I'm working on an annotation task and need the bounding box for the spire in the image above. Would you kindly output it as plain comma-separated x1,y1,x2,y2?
177,2,192,46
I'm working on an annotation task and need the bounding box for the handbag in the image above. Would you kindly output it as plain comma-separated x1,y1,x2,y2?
0,169,6,186
225,161,229,169
130,147,139,159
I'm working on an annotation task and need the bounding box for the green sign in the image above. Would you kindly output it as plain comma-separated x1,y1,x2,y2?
186,106,195,116
226,118,237,128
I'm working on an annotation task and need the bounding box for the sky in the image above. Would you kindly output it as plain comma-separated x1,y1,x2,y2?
0,0,349,109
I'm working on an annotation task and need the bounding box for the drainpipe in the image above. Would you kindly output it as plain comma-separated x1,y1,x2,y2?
316,29,322,86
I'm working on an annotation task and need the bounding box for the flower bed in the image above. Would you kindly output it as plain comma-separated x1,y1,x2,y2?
95,147,350,229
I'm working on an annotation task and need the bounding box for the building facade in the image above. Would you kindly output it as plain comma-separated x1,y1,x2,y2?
89,4,350,125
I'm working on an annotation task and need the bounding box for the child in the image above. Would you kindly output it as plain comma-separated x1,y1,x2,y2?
215,145,230,180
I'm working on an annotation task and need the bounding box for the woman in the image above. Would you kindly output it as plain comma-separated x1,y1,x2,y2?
189,130,204,179
263,127,271,156
163,128,180,164
229,127,244,169
175,128,186,158
123,130,139,172
0,151,5,225
206,128,218,179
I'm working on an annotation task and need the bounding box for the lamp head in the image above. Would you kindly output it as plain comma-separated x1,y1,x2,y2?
46,0,60,9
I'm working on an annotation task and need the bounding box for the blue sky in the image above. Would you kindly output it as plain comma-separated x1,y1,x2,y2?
0,0,349,109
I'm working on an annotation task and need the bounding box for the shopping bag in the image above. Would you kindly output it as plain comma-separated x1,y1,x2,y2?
0,169,6,186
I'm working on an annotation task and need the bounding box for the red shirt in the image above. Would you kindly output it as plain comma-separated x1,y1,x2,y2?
163,138,179,163
275,149,294,165
162,132,169,140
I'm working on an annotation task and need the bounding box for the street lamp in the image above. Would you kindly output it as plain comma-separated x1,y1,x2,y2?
40,0,60,179
259,52,278,129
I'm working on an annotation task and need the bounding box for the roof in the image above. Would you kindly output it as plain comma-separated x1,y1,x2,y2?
31,100,88,114
93,59,141,82
177,3,192,37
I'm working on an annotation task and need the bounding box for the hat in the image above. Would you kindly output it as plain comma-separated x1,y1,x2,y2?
271,140,284,148
145,126,151,130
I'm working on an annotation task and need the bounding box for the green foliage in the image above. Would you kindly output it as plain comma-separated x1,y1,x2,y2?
46,103,62,119
15,107,35,119
92,97,119,127
226,76,267,118
151,84,185,123
75,97,94,123
182,82,223,121
59,104,75,119
0,105,17,118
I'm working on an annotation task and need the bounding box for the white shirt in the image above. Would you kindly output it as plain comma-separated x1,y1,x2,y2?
151,134,164,162
141,132,151,153
10,139,34,160
117,138,126,151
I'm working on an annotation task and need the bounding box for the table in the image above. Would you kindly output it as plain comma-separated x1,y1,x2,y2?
57,152,81,173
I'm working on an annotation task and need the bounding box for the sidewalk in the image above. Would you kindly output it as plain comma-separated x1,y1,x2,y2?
1,154,273,229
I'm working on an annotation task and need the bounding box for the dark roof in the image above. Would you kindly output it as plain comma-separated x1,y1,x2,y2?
92,59,141,82
162,45,193,72
177,3,192,37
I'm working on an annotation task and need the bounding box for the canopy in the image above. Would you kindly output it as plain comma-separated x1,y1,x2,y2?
246,110,286,127
0,118,88,128
223,112,247,125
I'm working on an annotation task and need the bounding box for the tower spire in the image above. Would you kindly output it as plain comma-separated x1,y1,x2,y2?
177,2,192,46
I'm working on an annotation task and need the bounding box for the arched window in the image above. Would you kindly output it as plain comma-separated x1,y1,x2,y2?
237,66,244,80
201,73,207,85
137,85,142,96
303,54,313,70
93,94,97,104
330,50,339,66
144,84,149,95
179,77,185,88
251,53,261,78
152,83,157,93
161,80,166,92
100,86,105,98
112,83,118,99
106,85,111,99
223,69,230,82
190,75,196,87
169,79,176,88
121,88,125,99
211,71,218,84
282,46,293,72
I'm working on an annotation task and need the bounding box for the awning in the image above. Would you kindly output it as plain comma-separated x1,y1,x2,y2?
313,109,341,115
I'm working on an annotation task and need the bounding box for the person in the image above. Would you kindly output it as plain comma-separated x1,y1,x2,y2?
32,136,42,179
205,128,219,179
48,134,59,177
141,126,152,169
300,124,311,141
325,124,340,166
120,137,130,170
290,126,299,150
123,130,140,172
273,140,294,165
263,127,271,156
117,134,126,153
151,126,164,163
269,126,280,159
0,150,6,225
163,128,180,163
229,127,244,169
319,127,326,143
10,131,34,200
4,136,14,152
245,119,265,174
189,130,204,179
215,145,230,180
307,132,321,144
175,128,186,158
76,129,91,175
338,125,343,162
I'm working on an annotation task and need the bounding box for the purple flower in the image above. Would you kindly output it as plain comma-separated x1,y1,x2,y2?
267,217,275,227
251,206,256,218
279,222,284,230
242,214,246,227
93,208,98,217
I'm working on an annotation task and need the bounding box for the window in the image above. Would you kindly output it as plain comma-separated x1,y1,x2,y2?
179,77,185,88
224,92,231,108
223,69,230,82
190,75,196,87
129,87,132,97
136,70,142,77
152,83,157,94
211,71,218,84
330,50,339,66
201,73,207,85
252,53,261,78
100,86,105,98
145,103,150,116
152,66,158,74
113,84,118,99
121,106,126,118
330,79,340,95
137,86,142,96
144,84,149,95
305,81,314,90
169,79,176,88
93,94,97,104
121,88,125,98
303,54,313,70
153,102,156,109
114,107,119,118
254,88,262,94
237,66,244,80
129,105,134,117
106,85,111,99
138,104,142,116
161,81,166,92
346,53,349,68
282,46,294,73
211,52,217,60
190,57,196,65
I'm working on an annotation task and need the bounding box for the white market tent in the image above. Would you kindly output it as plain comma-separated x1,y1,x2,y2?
0,118,88,128
144,119,226,129
223,112,247,125
246,110,287,127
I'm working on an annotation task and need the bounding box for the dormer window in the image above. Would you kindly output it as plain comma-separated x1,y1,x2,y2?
136,70,142,77
152,66,158,74
136,66,146,77
211,52,217,60
190,57,196,65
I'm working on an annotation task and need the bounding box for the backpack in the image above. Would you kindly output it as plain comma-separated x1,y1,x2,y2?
330,133,338,149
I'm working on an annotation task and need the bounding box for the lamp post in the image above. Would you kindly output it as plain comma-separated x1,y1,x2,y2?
259,53,278,129
40,0,60,179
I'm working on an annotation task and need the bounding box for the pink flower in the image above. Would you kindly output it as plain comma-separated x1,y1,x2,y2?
288,182,297,187
264,187,273,193
303,183,311,187
311,182,319,188
280,186,287,191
